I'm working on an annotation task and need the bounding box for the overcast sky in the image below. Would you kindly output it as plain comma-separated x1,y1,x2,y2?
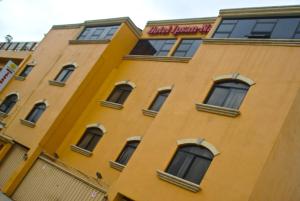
1,0,300,41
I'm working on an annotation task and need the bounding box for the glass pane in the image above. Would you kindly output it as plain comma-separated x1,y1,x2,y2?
149,92,169,111
107,88,122,103
223,89,247,109
86,134,101,151
184,157,211,184
230,19,256,38
272,18,299,39
130,40,175,56
116,146,136,165
205,87,229,107
213,33,230,38
217,24,235,33
294,33,300,39
252,22,275,33
167,150,194,178
186,40,202,57
19,66,33,77
77,133,94,149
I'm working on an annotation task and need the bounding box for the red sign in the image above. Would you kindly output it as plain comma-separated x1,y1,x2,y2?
148,24,212,36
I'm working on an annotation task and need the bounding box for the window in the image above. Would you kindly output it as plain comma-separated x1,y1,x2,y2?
76,127,103,152
54,65,75,83
166,145,214,184
77,25,119,40
0,94,18,114
213,17,300,39
19,65,34,78
116,141,140,165
107,84,133,104
172,39,202,57
130,39,176,56
205,81,249,109
148,90,171,112
25,102,46,123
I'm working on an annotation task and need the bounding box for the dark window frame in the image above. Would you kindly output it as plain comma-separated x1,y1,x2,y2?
25,102,46,123
129,39,176,56
172,39,202,57
19,64,34,78
77,25,120,41
106,84,133,105
54,65,75,83
0,94,18,114
115,140,140,166
76,127,103,152
166,145,214,184
148,89,171,112
204,80,249,109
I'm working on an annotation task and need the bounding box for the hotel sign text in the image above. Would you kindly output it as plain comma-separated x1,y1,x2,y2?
148,24,212,36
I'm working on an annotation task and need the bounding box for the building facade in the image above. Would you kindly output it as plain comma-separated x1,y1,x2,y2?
0,5,300,201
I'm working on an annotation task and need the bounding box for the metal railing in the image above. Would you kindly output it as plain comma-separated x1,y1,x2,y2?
0,42,38,52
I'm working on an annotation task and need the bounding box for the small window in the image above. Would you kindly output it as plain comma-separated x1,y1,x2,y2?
205,81,249,109
76,127,103,152
166,145,214,184
0,94,18,114
107,84,133,105
25,102,46,123
173,39,202,57
54,65,75,83
77,25,119,40
148,90,171,112
116,141,140,166
19,65,34,78
130,39,176,56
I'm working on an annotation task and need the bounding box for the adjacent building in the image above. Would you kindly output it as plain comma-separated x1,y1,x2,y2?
0,5,300,201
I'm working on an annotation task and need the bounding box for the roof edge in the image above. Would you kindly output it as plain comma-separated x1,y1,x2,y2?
146,17,217,26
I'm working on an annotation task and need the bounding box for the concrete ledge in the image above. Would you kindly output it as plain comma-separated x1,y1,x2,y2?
48,80,66,87
15,76,26,81
0,134,14,144
70,145,92,157
195,103,240,117
69,39,110,45
20,119,36,128
203,38,300,47
142,109,158,117
123,55,191,63
100,101,123,110
0,111,8,118
157,170,200,192
109,161,125,172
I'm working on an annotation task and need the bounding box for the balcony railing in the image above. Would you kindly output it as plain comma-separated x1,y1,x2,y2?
0,42,38,52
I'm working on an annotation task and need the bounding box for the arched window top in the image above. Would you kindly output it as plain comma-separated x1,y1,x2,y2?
6,92,20,100
157,85,173,92
54,64,76,83
76,127,104,152
148,89,171,112
25,102,47,123
115,139,140,166
107,83,134,105
177,138,220,156
86,123,106,133
213,73,255,86
34,99,49,107
0,93,18,114
177,145,214,160
114,80,136,88
126,136,142,142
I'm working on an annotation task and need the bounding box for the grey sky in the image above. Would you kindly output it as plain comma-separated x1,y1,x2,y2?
0,0,300,41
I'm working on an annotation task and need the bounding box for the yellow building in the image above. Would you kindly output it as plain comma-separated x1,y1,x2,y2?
0,5,300,201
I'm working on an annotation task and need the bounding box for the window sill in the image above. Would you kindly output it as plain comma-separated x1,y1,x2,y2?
157,170,200,192
48,80,66,87
195,103,240,117
109,161,125,172
100,100,123,110
20,119,36,128
0,133,14,144
142,109,158,117
204,38,300,46
0,121,6,129
123,55,191,63
0,111,8,118
69,39,110,45
15,76,26,81
70,145,93,157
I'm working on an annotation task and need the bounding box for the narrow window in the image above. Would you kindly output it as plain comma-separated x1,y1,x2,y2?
25,102,46,123
205,81,249,109
173,39,202,57
167,145,213,184
130,39,176,56
116,141,140,166
19,65,34,78
76,127,103,152
107,84,133,104
0,94,18,114
148,90,171,112
54,65,75,83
